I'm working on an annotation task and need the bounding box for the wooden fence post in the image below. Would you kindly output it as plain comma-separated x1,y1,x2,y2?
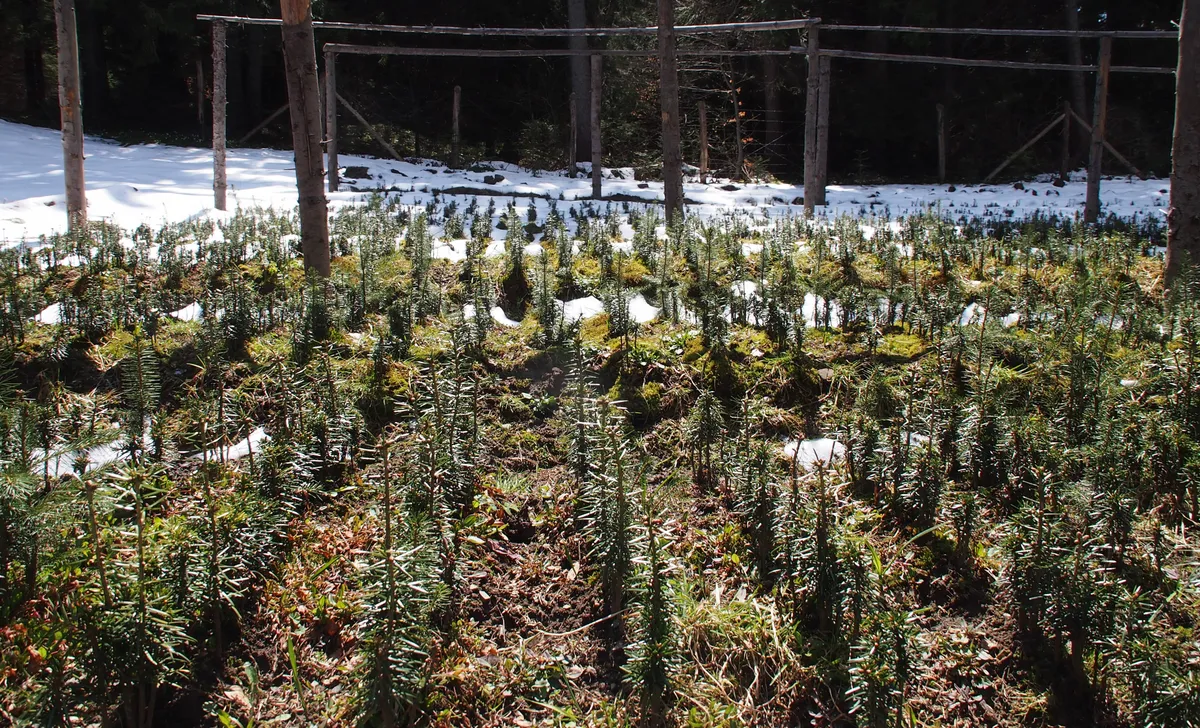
451,85,462,168
1085,35,1113,223
698,100,709,184
212,20,228,210
324,49,338,193
1060,100,1072,181
937,103,947,184
803,23,821,215
591,54,603,199
569,92,578,177
815,54,832,205
729,76,745,179
55,0,86,230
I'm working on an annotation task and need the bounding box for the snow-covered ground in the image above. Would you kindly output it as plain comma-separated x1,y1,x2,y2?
0,119,1171,244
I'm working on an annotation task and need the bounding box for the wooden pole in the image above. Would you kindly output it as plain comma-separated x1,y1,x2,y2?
328,44,801,60
212,21,228,210
1165,0,1200,288
336,93,402,161
698,100,709,184
54,0,86,231
815,54,832,205
809,47,1172,76
280,0,331,277
1060,100,1072,181
324,49,338,192
937,103,947,183
729,75,745,180
198,14,823,37
591,54,603,199
569,92,578,177
803,24,821,215
451,85,462,168
983,113,1066,183
658,0,684,220
567,0,591,161
1085,36,1113,223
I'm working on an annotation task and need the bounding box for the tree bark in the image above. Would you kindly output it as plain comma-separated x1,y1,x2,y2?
1065,0,1089,161
569,91,578,176
1084,36,1112,224
728,73,745,180
54,0,86,231
280,0,330,277
567,0,591,161
324,50,338,192
803,25,821,215
591,54,603,199
815,55,831,205
658,0,684,221
213,21,228,211
1166,0,1200,288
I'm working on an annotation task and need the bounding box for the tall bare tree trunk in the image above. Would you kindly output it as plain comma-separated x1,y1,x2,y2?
658,0,684,221
213,21,228,212
567,0,591,161
54,0,85,232
1166,0,1200,288
1065,0,1089,163
280,0,330,277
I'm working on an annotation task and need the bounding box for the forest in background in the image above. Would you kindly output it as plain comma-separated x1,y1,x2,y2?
0,1,1185,183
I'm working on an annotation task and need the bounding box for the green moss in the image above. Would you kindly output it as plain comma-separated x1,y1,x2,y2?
498,393,533,422
878,332,926,360
580,313,611,345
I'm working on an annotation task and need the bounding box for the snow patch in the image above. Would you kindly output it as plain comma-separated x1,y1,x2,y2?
782,438,846,468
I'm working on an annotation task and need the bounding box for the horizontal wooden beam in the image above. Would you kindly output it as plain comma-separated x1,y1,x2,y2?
197,14,819,36
822,24,1177,40
804,47,1176,75
325,44,800,58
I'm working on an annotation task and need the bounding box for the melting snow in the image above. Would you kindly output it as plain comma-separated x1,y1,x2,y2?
34,302,61,324
783,438,846,468
490,306,522,328
170,302,203,322
627,294,660,324
196,427,270,463
561,296,605,323
0,118,1170,245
